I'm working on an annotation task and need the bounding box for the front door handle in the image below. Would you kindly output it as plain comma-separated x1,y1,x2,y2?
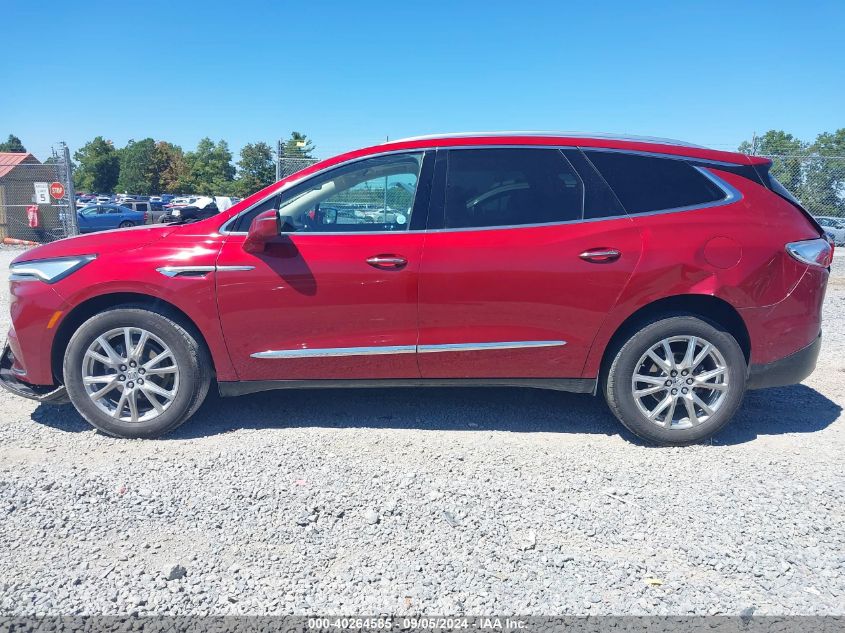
366,255,407,269
579,248,621,263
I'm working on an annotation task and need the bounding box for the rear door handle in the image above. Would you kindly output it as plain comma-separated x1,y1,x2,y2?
366,255,407,269
579,248,621,263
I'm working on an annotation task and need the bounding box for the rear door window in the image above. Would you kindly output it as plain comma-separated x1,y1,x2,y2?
443,148,583,229
584,151,725,214
560,149,625,220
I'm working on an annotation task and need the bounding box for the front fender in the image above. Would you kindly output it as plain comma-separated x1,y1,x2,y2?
47,231,238,381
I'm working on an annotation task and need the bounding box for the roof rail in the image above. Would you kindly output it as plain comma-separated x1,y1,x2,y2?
389,131,704,149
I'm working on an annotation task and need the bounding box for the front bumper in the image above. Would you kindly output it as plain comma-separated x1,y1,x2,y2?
0,344,69,404
747,333,821,390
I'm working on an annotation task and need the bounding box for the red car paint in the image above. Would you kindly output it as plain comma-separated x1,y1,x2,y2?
6,134,826,391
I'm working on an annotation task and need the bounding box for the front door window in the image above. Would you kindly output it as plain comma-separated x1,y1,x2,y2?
278,153,423,232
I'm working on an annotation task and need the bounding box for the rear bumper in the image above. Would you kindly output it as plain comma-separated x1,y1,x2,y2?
739,265,827,366
0,344,69,404
747,333,821,390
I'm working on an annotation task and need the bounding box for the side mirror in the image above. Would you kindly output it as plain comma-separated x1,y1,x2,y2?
243,209,281,253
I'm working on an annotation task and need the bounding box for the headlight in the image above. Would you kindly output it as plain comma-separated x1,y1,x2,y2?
9,255,97,283
171,209,181,217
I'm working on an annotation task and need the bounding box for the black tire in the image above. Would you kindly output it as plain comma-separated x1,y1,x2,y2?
119,221,134,228
63,306,211,439
604,314,747,446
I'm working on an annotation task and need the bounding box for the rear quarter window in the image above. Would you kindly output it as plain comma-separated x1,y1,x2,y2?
584,151,726,214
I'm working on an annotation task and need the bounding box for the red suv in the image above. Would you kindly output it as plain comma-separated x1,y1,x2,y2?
1,133,831,445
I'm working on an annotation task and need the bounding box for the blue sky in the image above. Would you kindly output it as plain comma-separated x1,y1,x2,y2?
2,0,843,162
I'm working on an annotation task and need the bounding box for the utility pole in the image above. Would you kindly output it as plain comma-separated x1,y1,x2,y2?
276,139,283,182
61,142,79,236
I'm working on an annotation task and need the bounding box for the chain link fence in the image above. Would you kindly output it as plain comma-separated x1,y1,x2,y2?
277,156,319,180
766,154,845,220
0,144,76,244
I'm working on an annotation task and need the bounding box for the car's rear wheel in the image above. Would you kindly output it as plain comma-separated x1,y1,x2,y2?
604,315,747,445
119,221,134,228
63,307,211,438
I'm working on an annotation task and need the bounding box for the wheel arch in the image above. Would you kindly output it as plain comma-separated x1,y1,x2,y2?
51,292,216,384
596,294,751,390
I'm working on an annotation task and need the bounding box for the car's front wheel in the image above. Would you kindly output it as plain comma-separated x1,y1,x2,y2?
63,307,211,438
604,315,747,445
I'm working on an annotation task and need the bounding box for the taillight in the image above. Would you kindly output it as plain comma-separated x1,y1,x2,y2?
144,211,149,223
786,238,833,268
824,233,836,260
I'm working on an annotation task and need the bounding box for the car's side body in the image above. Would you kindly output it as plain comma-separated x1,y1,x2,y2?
119,200,152,222
75,204,146,233
2,133,828,436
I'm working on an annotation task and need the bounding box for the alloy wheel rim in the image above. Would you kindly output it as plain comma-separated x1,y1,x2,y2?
81,327,180,423
631,335,729,430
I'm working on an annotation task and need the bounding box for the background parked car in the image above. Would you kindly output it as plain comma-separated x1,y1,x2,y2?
816,216,845,246
75,194,96,209
158,196,238,223
159,197,218,223
163,196,199,211
117,200,152,223
148,197,166,221
76,204,145,233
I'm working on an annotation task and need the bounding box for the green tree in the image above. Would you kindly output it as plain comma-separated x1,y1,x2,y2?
74,137,120,193
116,138,157,193
0,134,26,152
283,131,315,158
804,129,845,217
738,130,807,195
184,138,235,195
235,141,275,196
151,141,187,193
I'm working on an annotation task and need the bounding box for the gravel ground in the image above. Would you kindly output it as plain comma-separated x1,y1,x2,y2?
0,245,843,616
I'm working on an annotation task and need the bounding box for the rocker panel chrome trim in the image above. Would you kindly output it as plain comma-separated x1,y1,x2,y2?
251,340,567,359
417,340,566,353
251,345,417,359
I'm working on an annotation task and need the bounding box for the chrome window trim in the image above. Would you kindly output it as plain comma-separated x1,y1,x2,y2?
424,165,740,234
221,146,744,236
252,340,566,359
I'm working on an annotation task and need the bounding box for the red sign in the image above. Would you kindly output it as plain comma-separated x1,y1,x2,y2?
27,205,39,228
49,182,65,199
